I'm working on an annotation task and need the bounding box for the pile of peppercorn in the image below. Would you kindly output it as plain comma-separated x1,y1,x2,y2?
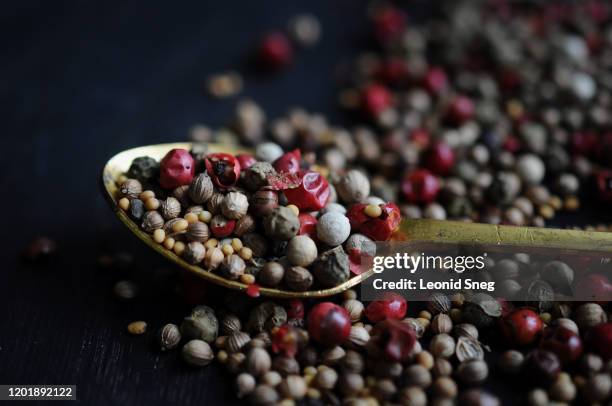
116,144,400,291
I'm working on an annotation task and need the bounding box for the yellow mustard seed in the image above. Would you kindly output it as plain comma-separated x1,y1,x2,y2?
127,321,147,335
364,204,382,218
205,238,219,249
286,204,300,216
231,238,243,251
184,212,199,224
153,229,166,244
144,197,160,211
240,274,255,285
222,244,234,256
139,190,155,201
172,219,189,233
199,210,212,223
173,241,186,256
118,197,130,211
163,237,175,250
239,247,253,261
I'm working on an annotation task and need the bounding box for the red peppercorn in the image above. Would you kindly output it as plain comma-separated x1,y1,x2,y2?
298,213,318,238
523,350,561,386
245,283,261,298
401,169,440,204
347,202,401,241
596,170,612,202
422,66,448,94
447,95,475,125
273,149,302,174
376,58,409,85
307,302,351,347
372,6,407,43
272,324,299,357
286,299,305,320
585,323,612,361
284,170,330,211
236,154,257,170
574,273,612,304
539,327,583,364
257,32,293,70
500,308,543,346
424,142,455,176
377,318,416,362
361,84,392,118
408,128,430,150
502,136,521,153
205,153,241,189
571,131,598,155
365,293,408,322
210,216,236,238
159,148,195,189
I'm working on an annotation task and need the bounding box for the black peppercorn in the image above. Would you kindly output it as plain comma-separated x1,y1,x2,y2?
127,156,159,184
128,198,145,220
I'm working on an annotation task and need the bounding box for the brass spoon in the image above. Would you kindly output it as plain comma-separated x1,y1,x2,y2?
101,142,612,298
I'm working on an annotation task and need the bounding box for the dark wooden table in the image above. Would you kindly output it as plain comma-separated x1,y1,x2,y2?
1,1,610,405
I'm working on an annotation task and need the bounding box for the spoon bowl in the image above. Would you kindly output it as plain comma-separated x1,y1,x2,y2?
102,143,612,299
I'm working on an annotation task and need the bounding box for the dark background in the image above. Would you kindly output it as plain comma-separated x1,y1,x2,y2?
1,1,610,405
0,1,368,405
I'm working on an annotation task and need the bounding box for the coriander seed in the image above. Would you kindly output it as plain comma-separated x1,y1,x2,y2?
160,197,181,220
127,321,147,335
182,339,214,367
221,192,249,220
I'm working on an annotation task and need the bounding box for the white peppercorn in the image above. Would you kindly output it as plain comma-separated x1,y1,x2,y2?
403,364,432,388
255,142,284,162
430,334,455,358
182,339,214,367
316,212,350,246
220,254,246,280
183,242,205,264
339,372,364,396
343,299,364,322
516,154,545,184
315,367,338,390
250,385,279,406
221,192,249,220
286,235,318,266
236,373,256,398
246,347,271,377
336,170,370,204
278,375,307,400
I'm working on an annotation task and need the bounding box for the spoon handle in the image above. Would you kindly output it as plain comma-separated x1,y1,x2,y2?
402,219,612,253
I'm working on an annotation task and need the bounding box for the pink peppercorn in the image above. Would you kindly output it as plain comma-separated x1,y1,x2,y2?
401,169,440,204
159,149,195,189
273,149,301,174
372,6,407,43
361,84,392,118
257,32,293,70
307,302,351,347
422,66,448,94
236,154,257,170
424,142,455,176
447,95,475,124
284,170,330,211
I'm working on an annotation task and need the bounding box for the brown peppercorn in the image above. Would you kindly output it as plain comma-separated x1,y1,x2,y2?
172,185,191,207
242,233,268,257
120,178,143,199
428,293,451,314
574,303,607,330
222,192,249,220
399,387,427,406
186,221,210,242
226,331,251,353
251,190,279,216
341,350,364,373
160,197,182,220
234,214,256,237
258,261,285,287
236,373,256,399
432,358,453,377
244,162,276,191
220,254,246,280
220,314,242,335
159,323,181,351
338,372,364,396
263,207,300,240
142,211,164,232
207,192,225,214
183,242,205,264
189,173,214,204
250,385,279,405
284,266,313,291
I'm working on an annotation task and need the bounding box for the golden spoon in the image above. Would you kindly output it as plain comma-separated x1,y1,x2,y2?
101,142,612,298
